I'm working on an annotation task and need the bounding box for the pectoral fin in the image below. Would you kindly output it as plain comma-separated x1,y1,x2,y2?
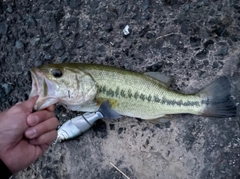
95,98,119,109
98,101,121,119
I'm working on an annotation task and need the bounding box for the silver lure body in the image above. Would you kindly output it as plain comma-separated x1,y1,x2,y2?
56,111,104,142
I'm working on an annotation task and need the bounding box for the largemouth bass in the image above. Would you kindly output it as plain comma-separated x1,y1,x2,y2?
29,63,236,120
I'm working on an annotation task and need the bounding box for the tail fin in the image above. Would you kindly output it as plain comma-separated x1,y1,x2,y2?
198,76,236,117
98,101,121,119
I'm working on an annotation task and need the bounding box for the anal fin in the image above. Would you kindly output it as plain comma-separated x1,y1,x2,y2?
66,102,98,112
147,115,173,124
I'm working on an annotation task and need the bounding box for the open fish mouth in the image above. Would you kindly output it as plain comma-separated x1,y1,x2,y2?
29,68,44,98
29,68,57,110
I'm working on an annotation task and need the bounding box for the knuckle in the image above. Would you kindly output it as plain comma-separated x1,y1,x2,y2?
49,117,59,127
53,117,59,125
39,134,46,142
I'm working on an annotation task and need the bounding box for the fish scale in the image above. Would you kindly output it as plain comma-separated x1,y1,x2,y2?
85,67,203,119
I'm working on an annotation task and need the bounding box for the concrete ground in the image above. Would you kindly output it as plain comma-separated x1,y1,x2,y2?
0,0,239,178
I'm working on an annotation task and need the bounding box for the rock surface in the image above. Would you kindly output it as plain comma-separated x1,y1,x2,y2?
0,1,239,179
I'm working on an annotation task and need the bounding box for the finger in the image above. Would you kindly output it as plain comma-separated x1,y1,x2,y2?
46,104,55,112
25,117,59,139
27,110,55,126
17,96,38,112
34,144,51,159
29,130,57,145
40,144,49,153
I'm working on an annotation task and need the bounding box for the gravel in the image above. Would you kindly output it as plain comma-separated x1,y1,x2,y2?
0,1,239,179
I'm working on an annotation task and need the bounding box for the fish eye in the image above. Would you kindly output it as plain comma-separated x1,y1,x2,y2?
52,69,63,78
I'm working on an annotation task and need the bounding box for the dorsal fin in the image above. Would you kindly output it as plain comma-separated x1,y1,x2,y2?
144,72,171,87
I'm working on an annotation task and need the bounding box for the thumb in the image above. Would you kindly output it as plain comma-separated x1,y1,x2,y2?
17,96,39,112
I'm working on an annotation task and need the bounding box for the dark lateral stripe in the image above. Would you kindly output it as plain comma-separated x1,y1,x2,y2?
160,96,200,107
106,88,114,97
128,89,132,98
115,87,120,97
98,85,200,107
201,98,210,105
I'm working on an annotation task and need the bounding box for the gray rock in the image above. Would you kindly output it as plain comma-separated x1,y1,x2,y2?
76,41,84,48
1,35,8,43
44,53,53,60
1,83,13,95
15,40,24,49
0,22,8,35
82,21,89,30
59,53,68,62
41,166,57,179
190,37,201,47
41,43,52,51
119,4,128,15
69,0,82,9
196,49,208,59
104,22,113,32
6,5,13,13
66,17,78,25
214,43,229,56
141,0,149,11
27,16,37,27
31,37,41,46
51,16,58,31
212,61,219,68
34,59,43,67
54,38,63,50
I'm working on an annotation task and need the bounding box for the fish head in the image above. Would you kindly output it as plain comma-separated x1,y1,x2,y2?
29,63,97,110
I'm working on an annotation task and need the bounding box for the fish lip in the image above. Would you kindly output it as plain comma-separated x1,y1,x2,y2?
29,67,48,110
29,67,43,98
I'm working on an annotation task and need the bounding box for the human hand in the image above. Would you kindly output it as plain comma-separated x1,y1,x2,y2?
0,96,59,173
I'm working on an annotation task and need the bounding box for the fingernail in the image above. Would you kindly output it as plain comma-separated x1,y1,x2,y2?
25,128,36,138
30,115,39,126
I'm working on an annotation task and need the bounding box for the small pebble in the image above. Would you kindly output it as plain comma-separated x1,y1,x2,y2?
0,22,8,35
6,5,13,13
54,38,63,50
141,0,149,11
31,37,41,46
15,40,24,49
44,53,53,60
104,23,113,32
212,61,219,68
41,43,52,51
123,25,130,36
76,41,84,48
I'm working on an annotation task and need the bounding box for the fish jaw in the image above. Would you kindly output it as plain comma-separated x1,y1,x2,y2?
29,68,59,110
29,68,42,98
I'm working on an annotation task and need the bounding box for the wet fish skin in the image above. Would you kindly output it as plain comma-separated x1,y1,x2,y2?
29,63,236,120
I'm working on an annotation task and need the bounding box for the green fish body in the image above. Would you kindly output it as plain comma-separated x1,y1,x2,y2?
29,63,236,120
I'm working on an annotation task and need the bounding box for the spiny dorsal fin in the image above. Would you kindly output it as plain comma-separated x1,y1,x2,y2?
144,72,172,87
